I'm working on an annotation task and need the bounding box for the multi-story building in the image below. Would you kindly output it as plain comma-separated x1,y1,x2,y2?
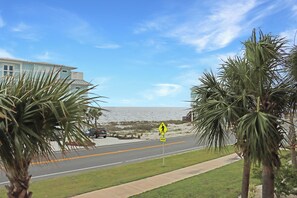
0,58,90,90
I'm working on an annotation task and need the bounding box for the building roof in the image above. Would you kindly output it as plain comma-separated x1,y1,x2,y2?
0,58,76,70
72,79,91,86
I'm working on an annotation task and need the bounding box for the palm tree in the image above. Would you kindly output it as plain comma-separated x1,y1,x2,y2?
221,56,256,198
286,45,297,168
86,107,102,128
192,58,253,198
191,29,288,198
0,71,100,198
242,30,288,198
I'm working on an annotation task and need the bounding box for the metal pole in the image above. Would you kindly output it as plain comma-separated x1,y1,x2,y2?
162,141,165,166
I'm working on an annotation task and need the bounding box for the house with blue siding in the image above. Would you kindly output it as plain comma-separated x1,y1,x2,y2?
0,58,90,89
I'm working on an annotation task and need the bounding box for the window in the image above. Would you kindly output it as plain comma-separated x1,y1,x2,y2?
4,65,13,76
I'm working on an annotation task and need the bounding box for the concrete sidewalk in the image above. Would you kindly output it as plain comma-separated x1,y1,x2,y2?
73,153,240,198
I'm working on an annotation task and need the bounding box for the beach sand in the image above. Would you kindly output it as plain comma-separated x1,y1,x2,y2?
51,122,194,151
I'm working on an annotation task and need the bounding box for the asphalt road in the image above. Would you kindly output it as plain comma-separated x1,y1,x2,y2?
0,134,234,185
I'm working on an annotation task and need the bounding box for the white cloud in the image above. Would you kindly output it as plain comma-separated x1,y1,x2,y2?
143,83,182,100
135,0,290,52
93,77,110,85
217,52,238,62
11,22,30,32
175,52,237,87
176,70,201,87
144,39,168,51
92,77,111,91
95,44,121,49
292,5,297,16
168,0,257,52
202,52,240,71
0,49,14,58
280,29,297,44
35,52,52,61
134,16,172,34
155,83,181,96
10,22,39,41
41,7,100,44
177,64,192,69
0,16,5,28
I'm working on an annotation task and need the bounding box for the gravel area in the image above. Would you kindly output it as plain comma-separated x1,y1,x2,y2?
51,137,144,151
51,122,194,151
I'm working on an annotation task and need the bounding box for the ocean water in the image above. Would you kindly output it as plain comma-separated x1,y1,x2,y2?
99,107,190,123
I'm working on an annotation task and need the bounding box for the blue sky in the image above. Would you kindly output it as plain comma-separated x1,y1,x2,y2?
0,0,296,107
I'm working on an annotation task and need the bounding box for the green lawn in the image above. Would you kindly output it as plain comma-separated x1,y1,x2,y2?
133,151,291,198
0,147,233,197
133,160,261,198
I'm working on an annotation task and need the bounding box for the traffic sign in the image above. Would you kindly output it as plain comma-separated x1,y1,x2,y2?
160,137,166,142
159,125,167,166
158,122,167,134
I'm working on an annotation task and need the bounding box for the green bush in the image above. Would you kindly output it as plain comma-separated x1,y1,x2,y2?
251,165,262,180
252,161,297,198
275,163,297,198
248,184,257,198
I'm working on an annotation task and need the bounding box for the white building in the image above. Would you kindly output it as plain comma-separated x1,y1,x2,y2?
0,58,90,89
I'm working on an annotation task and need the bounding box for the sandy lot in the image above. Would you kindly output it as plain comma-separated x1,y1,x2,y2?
51,122,194,151
140,122,194,140
51,137,144,151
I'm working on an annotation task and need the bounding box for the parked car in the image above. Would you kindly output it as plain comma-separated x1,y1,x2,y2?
85,128,107,138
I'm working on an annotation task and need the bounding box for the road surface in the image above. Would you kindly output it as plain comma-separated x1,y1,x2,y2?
0,134,235,185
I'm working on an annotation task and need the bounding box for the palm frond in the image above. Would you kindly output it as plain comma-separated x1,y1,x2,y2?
0,70,101,177
237,111,283,167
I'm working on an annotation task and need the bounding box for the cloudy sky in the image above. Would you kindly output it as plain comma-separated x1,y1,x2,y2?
0,0,296,107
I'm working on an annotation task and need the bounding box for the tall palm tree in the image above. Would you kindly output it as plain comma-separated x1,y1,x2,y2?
286,45,297,168
192,58,253,198
242,30,288,198
220,56,256,198
192,29,288,198
0,71,99,198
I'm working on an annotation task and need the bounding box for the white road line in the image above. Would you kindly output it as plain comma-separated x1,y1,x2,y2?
33,161,123,179
126,146,203,163
0,161,123,185
0,181,8,185
0,146,204,185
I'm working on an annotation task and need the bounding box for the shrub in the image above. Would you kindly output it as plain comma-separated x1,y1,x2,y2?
275,163,297,198
252,161,297,198
248,184,257,198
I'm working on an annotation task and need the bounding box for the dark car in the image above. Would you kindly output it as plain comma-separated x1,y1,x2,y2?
85,128,107,138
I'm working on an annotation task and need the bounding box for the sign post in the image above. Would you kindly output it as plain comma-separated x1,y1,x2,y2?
162,140,165,166
159,122,167,166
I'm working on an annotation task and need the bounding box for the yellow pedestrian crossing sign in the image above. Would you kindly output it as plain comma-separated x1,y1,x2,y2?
160,137,166,142
160,133,166,142
159,122,167,134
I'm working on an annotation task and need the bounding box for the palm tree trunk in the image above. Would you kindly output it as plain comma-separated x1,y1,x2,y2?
289,112,297,168
5,161,32,198
291,135,297,169
6,175,32,198
262,162,274,198
241,155,251,198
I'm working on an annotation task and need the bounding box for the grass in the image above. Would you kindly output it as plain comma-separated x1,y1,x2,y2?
133,151,291,198
133,160,261,198
0,146,233,197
